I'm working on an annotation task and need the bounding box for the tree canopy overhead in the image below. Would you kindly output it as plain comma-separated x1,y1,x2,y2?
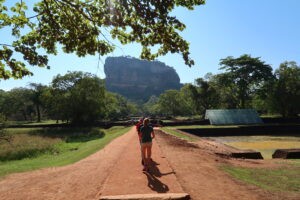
0,0,205,80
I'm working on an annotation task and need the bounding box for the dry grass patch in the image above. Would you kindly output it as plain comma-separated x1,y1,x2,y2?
0,134,61,161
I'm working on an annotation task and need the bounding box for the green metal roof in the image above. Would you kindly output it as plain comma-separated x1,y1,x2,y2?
205,109,263,125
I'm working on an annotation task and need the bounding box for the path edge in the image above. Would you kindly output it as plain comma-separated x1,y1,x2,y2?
99,192,190,200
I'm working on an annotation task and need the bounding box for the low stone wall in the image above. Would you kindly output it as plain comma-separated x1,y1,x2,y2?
272,149,300,159
231,151,263,159
262,117,300,124
180,125,300,137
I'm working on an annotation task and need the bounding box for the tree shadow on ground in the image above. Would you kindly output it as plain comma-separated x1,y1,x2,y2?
143,160,175,193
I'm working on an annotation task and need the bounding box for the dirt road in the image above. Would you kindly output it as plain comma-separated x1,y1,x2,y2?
98,128,185,198
0,127,298,200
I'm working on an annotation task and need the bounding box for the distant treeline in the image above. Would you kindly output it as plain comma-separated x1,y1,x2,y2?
1,54,300,123
142,55,300,118
0,71,139,124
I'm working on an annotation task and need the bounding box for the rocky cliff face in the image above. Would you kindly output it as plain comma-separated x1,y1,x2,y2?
104,56,181,102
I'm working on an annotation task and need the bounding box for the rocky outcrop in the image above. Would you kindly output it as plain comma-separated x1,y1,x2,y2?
104,56,181,102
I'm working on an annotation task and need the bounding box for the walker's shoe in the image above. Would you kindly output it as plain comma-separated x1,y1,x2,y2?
141,160,144,165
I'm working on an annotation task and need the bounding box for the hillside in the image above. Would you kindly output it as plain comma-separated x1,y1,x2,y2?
104,56,182,102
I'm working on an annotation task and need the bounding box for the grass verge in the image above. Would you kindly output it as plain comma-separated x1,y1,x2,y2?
167,123,300,129
6,120,65,126
169,125,240,129
161,127,197,142
0,126,130,178
221,165,300,193
274,159,300,166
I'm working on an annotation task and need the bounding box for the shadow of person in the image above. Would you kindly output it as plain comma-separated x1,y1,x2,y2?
143,159,176,193
143,171,169,193
150,160,175,178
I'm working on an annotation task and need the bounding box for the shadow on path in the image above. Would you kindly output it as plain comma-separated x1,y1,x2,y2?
143,160,175,193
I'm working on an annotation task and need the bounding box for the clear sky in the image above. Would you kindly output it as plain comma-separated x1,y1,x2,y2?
1,0,300,91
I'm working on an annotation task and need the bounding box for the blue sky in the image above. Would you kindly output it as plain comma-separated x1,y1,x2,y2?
1,0,300,91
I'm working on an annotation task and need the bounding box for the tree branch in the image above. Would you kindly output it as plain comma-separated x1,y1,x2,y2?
0,44,13,47
27,14,43,20
20,0,23,13
57,0,97,23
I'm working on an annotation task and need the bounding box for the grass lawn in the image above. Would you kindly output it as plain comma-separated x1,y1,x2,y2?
0,126,130,178
6,120,65,126
221,165,300,193
165,125,240,129
274,159,300,166
168,124,296,129
260,114,282,118
173,115,202,120
161,127,198,142
161,120,174,123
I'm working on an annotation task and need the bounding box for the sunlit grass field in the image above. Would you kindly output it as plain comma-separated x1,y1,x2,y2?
169,125,240,129
0,126,130,178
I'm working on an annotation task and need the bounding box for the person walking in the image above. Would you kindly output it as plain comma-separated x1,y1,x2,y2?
139,118,155,172
136,117,144,165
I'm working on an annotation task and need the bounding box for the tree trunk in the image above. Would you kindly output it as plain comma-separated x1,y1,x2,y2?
241,98,245,109
22,111,27,121
36,105,41,122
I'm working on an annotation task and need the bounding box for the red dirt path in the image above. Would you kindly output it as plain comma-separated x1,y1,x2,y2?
0,127,299,200
98,129,185,198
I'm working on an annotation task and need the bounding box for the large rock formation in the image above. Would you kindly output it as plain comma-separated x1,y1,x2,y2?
104,56,181,102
